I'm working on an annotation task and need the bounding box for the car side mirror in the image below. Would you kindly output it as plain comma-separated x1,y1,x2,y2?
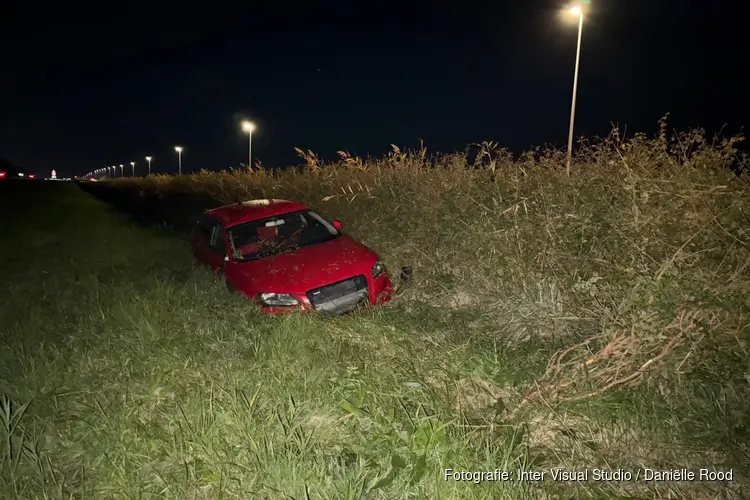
332,220,343,231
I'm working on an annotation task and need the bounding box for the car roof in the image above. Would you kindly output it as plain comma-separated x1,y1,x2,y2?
207,199,310,227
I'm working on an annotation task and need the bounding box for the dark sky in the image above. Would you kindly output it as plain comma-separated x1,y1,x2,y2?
1,0,746,177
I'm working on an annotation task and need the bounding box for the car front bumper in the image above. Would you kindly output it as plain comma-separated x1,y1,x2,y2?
258,272,394,316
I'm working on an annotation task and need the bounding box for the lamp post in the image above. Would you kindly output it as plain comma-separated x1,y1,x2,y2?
130,161,135,177
119,164,124,177
566,5,584,176
174,146,183,175
241,121,256,170
145,156,152,175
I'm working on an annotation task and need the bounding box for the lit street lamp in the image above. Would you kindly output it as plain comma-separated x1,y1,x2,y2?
130,161,136,177
174,146,183,175
119,164,124,177
241,121,256,170
145,156,152,175
566,5,584,176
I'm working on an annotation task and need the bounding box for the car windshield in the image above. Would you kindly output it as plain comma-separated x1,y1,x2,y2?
227,210,340,262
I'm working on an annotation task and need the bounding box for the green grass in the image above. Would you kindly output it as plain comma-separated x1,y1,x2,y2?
2,125,750,499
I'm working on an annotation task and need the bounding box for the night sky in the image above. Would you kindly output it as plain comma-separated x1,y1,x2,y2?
1,0,746,178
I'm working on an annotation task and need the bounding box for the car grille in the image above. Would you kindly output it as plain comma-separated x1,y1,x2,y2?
306,275,369,314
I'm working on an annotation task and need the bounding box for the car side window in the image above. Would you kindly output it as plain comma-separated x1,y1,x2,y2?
195,214,215,240
209,224,227,257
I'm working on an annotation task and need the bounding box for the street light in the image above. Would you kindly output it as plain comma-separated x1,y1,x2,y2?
145,156,152,175
119,164,124,177
174,146,183,175
241,121,256,170
566,5,584,176
130,161,136,177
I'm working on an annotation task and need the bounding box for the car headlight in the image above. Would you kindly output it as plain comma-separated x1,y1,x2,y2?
258,293,298,307
371,261,386,279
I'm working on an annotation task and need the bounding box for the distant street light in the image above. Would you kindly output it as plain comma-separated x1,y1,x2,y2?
130,161,136,177
145,156,152,175
119,164,124,177
566,5,584,176
174,146,183,175
241,121,256,170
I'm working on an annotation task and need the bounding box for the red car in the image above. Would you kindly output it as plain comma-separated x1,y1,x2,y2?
190,199,402,315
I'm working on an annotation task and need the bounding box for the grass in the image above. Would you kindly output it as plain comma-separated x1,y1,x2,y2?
2,122,750,499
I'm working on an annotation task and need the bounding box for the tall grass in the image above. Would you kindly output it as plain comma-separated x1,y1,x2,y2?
3,122,749,498
89,121,750,411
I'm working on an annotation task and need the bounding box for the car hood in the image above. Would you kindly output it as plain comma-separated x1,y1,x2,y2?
229,235,379,294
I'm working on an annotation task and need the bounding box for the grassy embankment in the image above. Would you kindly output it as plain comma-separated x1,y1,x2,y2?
2,124,749,499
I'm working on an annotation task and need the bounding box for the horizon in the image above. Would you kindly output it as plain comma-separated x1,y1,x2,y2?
1,0,747,177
